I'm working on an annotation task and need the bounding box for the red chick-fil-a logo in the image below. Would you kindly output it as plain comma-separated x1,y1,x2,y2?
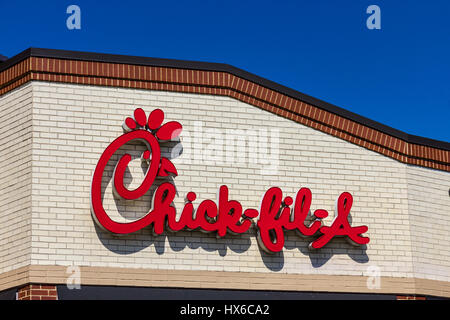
90,108,370,253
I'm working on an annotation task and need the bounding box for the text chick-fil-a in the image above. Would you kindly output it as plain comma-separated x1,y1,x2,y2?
90,108,370,253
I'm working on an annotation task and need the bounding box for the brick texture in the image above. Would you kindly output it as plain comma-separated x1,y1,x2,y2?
17,284,58,300
0,83,33,274
0,81,449,297
396,295,426,300
28,83,450,278
0,56,448,172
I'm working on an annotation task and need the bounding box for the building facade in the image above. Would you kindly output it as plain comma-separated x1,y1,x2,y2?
0,48,449,300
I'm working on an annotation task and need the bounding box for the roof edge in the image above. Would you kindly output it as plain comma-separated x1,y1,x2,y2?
1,47,449,152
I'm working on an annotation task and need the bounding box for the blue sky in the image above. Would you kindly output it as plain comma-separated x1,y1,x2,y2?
1,0,449,142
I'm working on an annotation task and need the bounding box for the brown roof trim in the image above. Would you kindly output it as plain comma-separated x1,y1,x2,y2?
1,47,449,172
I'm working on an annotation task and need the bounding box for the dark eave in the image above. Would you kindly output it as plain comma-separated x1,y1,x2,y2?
1,47,448,151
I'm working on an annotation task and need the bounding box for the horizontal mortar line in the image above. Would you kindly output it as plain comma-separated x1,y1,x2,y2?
0,71,32,91
24,70,450,151
27,70,228,89
2,50,450,153
4,70,449,168
245,110,447,166
230,91,449,166
26,70,394,144
12,70,450,151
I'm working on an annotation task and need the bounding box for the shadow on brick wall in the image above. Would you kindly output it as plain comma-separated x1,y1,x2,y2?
95,222,369,272
93,138,369,272
258,232,369,271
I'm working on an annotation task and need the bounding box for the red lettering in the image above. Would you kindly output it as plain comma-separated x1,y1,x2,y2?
91,130,161,234
217,185,250,236
90,108,370,253
256,187,286,253
290,187,323,237
151,182,177,235
194,199,219,232
175,192,197,231
310,192,370,249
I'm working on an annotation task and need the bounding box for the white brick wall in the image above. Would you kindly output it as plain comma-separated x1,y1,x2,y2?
1,81,450,284
0,83,33,273
407,166,450,280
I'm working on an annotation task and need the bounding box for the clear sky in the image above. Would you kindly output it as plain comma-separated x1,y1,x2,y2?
1,0,449,143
